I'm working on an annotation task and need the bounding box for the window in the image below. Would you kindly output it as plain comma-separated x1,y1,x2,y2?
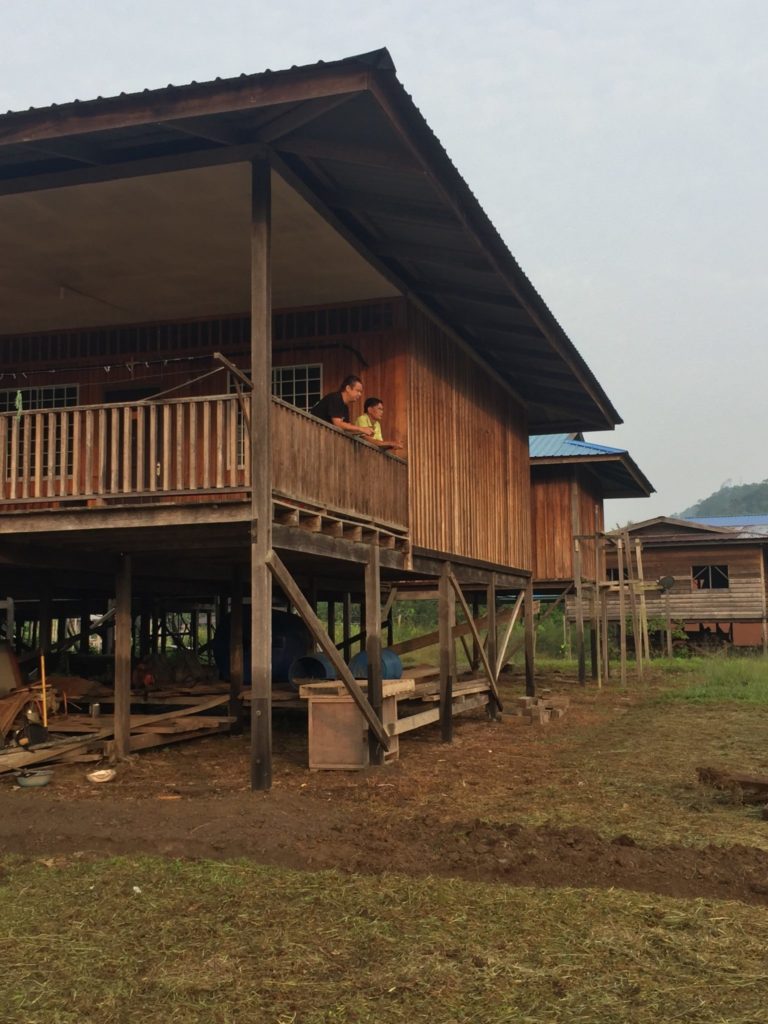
271,364,322,412
1,385,79,479
692,565,729,590
606,567,629,582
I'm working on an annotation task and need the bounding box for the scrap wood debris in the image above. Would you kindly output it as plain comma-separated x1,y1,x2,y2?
508,692,570,725
1,650,233,775
697,767,768,805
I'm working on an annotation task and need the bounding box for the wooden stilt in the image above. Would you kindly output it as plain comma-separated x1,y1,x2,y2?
617,538,627,687
574,539,586,685
79,599,91,655
665,590,674,658
138,600,151,659
250,157,273,792
622,530,642,678
471,594,481,670
114,554,132,761
486,573,497,677
524,576,535,697
634,539,651,665
229,565,244,732
39,589,52,657
342,592,352,663
439,563,456,742
327,599,336,647
365,545,384,765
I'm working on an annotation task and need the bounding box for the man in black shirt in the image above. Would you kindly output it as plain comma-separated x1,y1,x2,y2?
311,376,374,438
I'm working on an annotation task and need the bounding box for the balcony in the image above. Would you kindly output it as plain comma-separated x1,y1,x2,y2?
0,394,408,534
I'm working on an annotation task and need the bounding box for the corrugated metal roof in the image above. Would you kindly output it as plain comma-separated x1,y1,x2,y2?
688,514,768,527
529,434,627,458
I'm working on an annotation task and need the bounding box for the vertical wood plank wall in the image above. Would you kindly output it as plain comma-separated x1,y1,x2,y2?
405,305,531,569
530,466,604,582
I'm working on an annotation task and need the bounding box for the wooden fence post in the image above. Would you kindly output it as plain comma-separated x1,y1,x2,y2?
365,545,384,765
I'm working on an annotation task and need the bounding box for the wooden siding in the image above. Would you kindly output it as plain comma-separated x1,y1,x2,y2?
406,306,530,568
530,466,604,582
605,543,767,622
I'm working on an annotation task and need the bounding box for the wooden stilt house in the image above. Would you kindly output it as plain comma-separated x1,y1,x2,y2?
0,49,621,786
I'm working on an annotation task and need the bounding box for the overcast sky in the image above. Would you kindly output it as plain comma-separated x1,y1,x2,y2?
2,0,766,524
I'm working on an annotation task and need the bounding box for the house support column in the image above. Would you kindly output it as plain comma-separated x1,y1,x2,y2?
250,158,273,791
524,576,536,697
365,544,384,765
439,562,455,742
229,565,244,733
114,554,132,760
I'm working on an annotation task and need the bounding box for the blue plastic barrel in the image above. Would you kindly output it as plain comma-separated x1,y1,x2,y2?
287,654,336,690
348,647,403,680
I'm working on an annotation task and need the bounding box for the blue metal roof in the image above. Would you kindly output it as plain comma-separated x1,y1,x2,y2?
529,433,627,459
688,514,768,527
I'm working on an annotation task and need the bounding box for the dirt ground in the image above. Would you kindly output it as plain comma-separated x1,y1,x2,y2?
3,670,768,906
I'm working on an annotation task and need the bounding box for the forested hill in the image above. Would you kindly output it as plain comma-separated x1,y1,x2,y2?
681,480,768,518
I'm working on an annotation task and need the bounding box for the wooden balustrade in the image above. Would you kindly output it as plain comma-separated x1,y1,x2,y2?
0,394,409,531
270,397,408,529
0,394,247,505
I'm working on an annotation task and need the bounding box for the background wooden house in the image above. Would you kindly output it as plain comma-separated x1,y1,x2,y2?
604,516,768,650
529,433,653,591
0,49,622,785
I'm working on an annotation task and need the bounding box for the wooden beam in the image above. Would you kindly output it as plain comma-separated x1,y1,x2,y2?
114,555,132,760
258,94,357,143
267,551,389,749
495,590,524,677
524,577,535,698
438,562,455,742
448,571,502,711
365,544,384,766
250,158,273,792
229,565,244,732
275,135,422,172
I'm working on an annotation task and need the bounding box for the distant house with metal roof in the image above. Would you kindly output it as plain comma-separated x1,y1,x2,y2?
605,516,768,649
529,432,653,588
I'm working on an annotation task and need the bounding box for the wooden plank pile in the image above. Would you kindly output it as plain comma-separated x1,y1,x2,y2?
0,681,233,775
509,692,570,725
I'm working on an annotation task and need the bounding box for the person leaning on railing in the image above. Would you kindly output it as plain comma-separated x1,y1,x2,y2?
355,397,404,453
310,375,374,438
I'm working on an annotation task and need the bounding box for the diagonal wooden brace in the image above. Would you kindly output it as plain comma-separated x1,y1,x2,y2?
266,551,390,750
448,570,503,712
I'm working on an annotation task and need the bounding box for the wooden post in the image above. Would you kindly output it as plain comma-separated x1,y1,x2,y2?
79,598,91,655
138,600,151,659
471,594,481,670
114,555,132,761
760,554,768,657
229,566,244,733
327,599,336,647
342,592,352,662
623,530,642,678
617,538,627,687
250,158,273,792
486,573,497,678
365,545,384,765
524,576,535,697
635,539,651,664
38,589,52,657
574,539,586,685
439,563,455,742
665,590,674,658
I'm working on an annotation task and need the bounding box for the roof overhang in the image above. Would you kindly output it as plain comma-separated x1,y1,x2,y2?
531,452,654,499
0,48,620,433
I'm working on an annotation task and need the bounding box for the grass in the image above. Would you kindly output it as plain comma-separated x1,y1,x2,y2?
660,656,768,704
2,856,768,1024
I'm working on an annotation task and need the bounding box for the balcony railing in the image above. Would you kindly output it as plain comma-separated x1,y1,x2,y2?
0,394,408,531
